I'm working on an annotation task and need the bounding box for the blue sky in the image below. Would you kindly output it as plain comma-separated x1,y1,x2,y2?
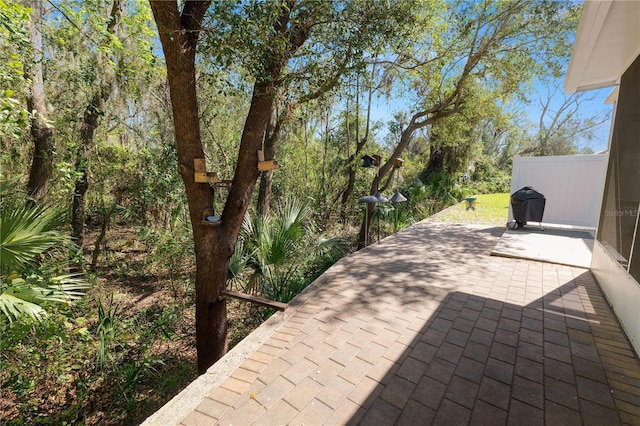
367,79,615,155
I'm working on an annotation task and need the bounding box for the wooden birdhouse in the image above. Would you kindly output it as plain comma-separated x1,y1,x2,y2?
194,158,221,183
361,155,375,168
257,150,281,171
362,155,375,169
372,155,382,167
394,157,404,168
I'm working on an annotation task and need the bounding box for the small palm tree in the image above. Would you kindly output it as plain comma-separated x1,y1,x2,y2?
0,199,90,322
229,198,343,303
242,198,310,298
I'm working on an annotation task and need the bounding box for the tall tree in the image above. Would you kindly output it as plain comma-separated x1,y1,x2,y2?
152,0,414,372
357,0,579,247
149,0,217,372
25,0,54,204
0,0,30,142
339,67,377,215
70,0,123,247
519,80,610,156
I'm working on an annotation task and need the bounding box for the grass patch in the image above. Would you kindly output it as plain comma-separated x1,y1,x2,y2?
431,193,510,226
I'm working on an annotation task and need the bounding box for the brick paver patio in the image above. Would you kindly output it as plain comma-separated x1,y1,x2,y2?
146,222,640,425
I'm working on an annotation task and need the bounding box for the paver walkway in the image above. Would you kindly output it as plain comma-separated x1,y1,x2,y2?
146,222,640,425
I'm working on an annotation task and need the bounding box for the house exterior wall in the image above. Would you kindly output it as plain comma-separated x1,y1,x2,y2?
509,155,607,228
592,241,640,355
591,53,640,357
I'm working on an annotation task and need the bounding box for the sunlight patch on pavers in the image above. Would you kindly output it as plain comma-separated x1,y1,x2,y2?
491,226,594,268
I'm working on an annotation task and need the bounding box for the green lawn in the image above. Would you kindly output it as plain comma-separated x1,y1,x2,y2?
431,193,510,226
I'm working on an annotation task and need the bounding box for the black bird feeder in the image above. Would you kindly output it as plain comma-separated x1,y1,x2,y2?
361,155,375,168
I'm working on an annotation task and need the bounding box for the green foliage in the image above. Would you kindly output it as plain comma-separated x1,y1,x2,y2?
138,225,194,298
0,0,30,140
0,198,90,322
470,155,512,194
231,198,345,303
203,0,419,86
0,201,65,274
0,0,601,421
95,294,119,371
424,172,472,206
0,272,89,324
1,294,195,424
375,202,416,234
236,198,311,299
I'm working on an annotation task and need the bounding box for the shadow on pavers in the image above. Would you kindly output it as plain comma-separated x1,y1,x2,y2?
348,273,640,425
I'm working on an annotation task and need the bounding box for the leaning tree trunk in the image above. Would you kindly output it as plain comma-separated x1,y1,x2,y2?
25,0,54,204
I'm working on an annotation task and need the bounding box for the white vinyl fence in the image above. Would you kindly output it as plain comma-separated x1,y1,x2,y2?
509,154,608,228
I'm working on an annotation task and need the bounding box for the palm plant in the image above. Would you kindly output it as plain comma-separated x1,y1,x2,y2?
0,199,90,322
427,171,471,205
242,198,310,298
229,198,343,303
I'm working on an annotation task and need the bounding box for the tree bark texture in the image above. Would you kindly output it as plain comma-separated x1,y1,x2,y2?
72,91,106,247
257,104,282,216
150,0,229,374
25,0,54,205
152,0,311,373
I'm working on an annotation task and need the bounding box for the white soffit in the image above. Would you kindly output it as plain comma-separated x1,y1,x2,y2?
565,0,640,94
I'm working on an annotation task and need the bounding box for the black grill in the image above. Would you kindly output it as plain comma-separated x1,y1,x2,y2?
510,186,546,228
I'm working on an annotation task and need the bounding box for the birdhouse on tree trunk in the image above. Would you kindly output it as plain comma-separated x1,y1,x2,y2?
361,155,375,168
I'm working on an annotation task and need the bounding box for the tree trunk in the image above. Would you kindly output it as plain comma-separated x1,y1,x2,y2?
341,164,357,213
150,1,226,373
151,0,307,373
201,79,276,371
151,1,282,373
90,195,121,271
340,67,375,214
71,0,122,247
72,91,105,247
428,143,445,175
25,0,54,205
257,105,282,216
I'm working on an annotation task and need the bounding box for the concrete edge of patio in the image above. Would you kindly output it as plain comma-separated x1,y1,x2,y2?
141,310,280,425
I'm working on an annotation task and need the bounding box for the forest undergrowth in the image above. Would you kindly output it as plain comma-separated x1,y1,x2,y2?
1,225,267,425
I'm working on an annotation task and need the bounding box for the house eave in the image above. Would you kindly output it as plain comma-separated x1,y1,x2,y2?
565,0,640,94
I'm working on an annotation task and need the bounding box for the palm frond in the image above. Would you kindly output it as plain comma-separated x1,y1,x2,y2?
0,292,46,322
318,235,347,252
227,239,248,288
262,265,304,303
0,202,67,274
0,274,90,322
0,198,89,323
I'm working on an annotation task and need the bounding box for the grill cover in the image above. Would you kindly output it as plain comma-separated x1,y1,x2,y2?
511,186,546,224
